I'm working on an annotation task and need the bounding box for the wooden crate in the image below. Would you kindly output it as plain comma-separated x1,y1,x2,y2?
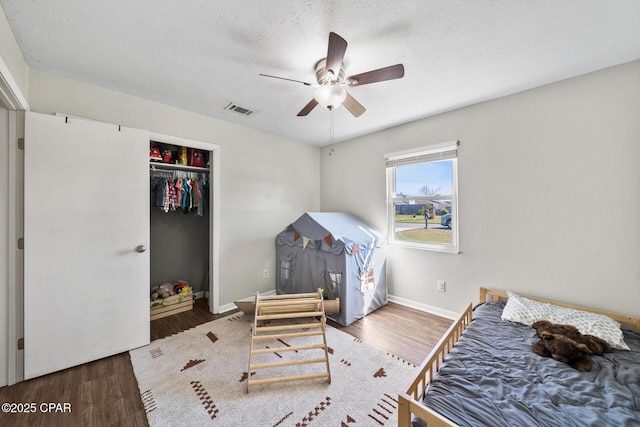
150,291,194,321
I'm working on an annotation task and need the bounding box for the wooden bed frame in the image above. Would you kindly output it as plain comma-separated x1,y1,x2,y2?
397,287,640,427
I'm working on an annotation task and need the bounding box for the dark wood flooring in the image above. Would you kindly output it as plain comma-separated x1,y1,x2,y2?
0,298,452,427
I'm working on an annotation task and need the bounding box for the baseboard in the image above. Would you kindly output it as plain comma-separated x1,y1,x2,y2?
217,289,277,314
217,302,237,313
388,294,459,320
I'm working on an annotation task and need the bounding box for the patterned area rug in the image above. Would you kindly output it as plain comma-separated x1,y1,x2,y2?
130,313,416,426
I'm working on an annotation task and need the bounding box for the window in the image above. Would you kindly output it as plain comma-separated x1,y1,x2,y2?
326,271,342,299
386,141,459,253
280,257,291,281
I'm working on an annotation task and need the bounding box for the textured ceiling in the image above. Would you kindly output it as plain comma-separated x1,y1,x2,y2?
2,0,640,146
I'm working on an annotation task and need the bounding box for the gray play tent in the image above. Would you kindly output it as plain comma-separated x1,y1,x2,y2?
276,212,387,326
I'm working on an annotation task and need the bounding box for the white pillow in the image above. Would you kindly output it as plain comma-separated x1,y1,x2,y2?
501,290,629,350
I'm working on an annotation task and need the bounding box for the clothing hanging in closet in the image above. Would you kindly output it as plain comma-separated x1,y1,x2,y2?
150,170,209,216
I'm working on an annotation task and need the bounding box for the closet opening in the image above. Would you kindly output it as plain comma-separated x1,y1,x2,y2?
148,134,219,315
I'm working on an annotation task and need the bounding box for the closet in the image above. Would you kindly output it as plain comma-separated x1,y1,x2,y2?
149,140,211,307
22,112,220,380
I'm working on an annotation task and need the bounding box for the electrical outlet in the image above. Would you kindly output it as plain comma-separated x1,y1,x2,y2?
263,269,269,279
437,280,446,292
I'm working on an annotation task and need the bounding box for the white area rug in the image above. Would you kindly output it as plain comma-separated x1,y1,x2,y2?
130,313,416,426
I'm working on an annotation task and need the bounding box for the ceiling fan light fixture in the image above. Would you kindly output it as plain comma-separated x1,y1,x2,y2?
314,85,347,110
260,32,404,117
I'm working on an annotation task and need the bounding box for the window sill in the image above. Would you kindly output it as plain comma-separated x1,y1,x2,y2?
388,240,460,254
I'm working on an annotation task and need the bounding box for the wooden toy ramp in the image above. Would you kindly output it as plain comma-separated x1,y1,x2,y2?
247,290,331,392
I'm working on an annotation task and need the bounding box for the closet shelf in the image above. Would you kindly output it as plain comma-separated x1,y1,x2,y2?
149,162,209,173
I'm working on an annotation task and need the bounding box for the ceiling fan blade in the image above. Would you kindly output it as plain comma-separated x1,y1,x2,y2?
325,32,348,76
346,64,405,87
342,92,366,118
297,98,319,116
259,73,313,86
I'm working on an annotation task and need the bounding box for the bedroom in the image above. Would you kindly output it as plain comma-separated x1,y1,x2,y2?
1,1,639,426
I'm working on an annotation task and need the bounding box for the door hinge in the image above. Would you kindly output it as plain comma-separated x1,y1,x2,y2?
17,237,24,250
17,137,24,150
17,338,24,350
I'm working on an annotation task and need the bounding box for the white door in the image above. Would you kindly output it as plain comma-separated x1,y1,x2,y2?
24,112,150,379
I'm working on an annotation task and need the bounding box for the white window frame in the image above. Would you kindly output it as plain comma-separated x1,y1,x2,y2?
385,140,459,254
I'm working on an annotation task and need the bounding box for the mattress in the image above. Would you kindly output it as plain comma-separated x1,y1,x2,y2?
417,301,640,427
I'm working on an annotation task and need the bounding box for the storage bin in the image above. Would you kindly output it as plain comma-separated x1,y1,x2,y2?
150,291,194,320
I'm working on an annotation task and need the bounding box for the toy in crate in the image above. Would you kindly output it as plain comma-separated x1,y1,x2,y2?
150,281,194,320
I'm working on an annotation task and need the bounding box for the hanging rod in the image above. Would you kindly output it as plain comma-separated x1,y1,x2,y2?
149,162,209,173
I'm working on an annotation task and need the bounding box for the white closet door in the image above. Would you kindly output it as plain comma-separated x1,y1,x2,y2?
24,112,150,379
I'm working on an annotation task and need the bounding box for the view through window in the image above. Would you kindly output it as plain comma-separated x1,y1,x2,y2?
386,142,458,252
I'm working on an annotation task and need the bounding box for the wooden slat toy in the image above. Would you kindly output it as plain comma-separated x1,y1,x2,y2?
247,289,331,392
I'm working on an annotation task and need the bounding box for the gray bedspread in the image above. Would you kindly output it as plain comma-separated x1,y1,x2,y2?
418,301,640,427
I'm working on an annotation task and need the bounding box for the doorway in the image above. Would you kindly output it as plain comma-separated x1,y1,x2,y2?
149,132,220,314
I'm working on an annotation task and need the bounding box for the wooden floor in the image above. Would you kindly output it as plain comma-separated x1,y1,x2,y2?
0,298,452,427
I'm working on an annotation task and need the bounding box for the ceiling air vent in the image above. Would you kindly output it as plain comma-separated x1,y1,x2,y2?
224,103,254,117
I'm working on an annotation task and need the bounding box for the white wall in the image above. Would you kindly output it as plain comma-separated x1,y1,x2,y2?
321,60,640,316
28,70,321,306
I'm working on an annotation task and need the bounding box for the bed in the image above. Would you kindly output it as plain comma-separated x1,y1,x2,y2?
398,288,640,427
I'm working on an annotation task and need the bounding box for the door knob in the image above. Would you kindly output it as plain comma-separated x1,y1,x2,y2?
136,245,146,253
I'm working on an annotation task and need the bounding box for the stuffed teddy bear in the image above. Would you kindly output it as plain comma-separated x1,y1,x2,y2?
150,283,176,300
533,320,612,354
532,320,612,372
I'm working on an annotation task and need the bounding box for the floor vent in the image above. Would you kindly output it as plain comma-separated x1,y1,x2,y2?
224,103,254,117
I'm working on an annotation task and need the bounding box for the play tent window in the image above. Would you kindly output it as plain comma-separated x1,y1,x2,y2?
329,271,342,287
326,271,342,297
280,258,291,280
360,269,375,291
386,140,459,254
